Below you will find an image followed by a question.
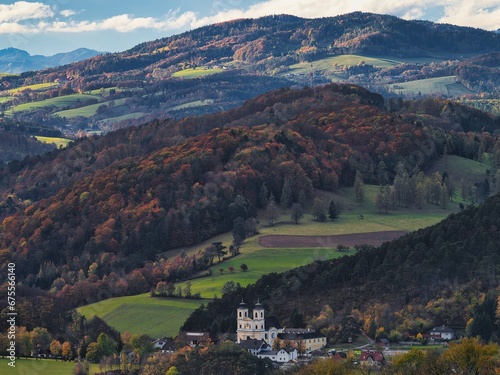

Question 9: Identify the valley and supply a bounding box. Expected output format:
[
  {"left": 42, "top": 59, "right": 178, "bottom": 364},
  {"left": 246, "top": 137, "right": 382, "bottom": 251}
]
[{"left": 1, "top": 11, "right": 500, "bottom": 375}]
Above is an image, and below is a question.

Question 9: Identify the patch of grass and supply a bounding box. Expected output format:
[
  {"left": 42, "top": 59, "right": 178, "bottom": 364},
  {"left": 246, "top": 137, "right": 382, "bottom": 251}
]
[
  {"left": 0, "top": 357, "right": 78, "bottom": 375},
  {"left": 0, "top": 96, "right": 13, "bottom": 103},
  {"left": 53, "top": 98, "right": 127, "bottom": 118},
  {"left": 287, "top": 55, "right": 441, "bottom": 75},
  {"left": 7, "top": 82, "right": 60, "bottom": 94},
  {"left": 178, "top": 247, "right": 355, "bottom": 298},
  {"left": 35, "top": 136, "right": 72, "bottom": 148},
  {"left": 168, "top": 99, "right": 215, "bottom": 111},
  {"left": 388, "top": 76, "right": 472, "bottom": 96},
  {"left": 172, "top": 68, "right": 224, "bottom": 79},
  {"left": 6, "top": 94, "right": 100, "bottom": 115},
  {"left": 77, "top": 295, "right": 205, "bottom": 338},
  {"left": 98, "top": 112, "right": 145, "bottom": 126}
]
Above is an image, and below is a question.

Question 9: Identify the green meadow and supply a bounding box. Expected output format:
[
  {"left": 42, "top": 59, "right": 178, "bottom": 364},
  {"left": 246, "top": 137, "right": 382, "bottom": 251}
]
[
  {"left": 6, "top": 82, "right": 59, "bottom": 94},
  {"left": 287, "top": 54, "right": 441, "bottom": 75},
  {"left": 35, "top": 136, "right": 73, "bottom": 148},
  {"left": 0, "top": 358, "right": 112, "bottom": 375},
  {"left": 77, "top": 296, "right": 205, "bottom": 338},
  {"left": 168, "top": 99, "right": 215, "bottom": 111},
  {"left": 53, "top": 98, "right": 127, "bottom": 118},
  {"left": 388, "top": 76, "right": 472, "bottom": 96},
  {"left": 0, "top": 96, "right": 12, "bottom": 103},
  {"left": 172, "top": 67, "right": 224, "bottom": 78},
  {"left": 6, "top": 94, "right": 100, "bottom": 115}
]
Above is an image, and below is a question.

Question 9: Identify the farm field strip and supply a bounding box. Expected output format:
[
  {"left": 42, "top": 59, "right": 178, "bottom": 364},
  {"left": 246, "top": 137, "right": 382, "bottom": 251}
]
[
  {"left": 6, "top": 82, "right": 59, "bottom": 94},
  {"left": 35, "top": 136, "right": 73, "bottom": 148},
  {"left": 77, "top": 295, "right": 205, "bottom": 337},
  {"left": 171, "top": 67, "right": 224, "bottom": 78},
  {"left": 388, "top": 76, "right": 473, "bottom": 96},
  {"left": 53, "top": 98, "right": 128, "bottom": 118},
  {"left": 5, "top": 94, "right": 100, "bottom": 114}
]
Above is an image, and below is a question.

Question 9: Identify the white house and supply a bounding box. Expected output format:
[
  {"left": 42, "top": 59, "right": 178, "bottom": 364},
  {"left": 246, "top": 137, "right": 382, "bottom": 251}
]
[
  {"left": 429, "top": 326, "right": 455, "bottom": 341},
  {"left": 257, "top": 348, "right": 298, "bottom": 363}
]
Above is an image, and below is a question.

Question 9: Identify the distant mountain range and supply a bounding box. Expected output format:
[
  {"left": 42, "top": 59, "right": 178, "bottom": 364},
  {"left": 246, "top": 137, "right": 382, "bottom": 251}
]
[{"left": 0, "top": 47, "right": 102, "bottom": 73}]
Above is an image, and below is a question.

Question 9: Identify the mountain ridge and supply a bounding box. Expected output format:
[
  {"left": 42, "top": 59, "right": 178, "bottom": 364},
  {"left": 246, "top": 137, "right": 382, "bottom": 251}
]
[{"left": 0, "top": 47, "right": 102, "bottom": 73}]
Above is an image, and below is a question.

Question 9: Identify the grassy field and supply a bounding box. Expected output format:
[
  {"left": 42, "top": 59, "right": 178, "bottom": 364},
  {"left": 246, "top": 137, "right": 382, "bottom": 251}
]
[
  {"left": 6, "top": 94, "right": 100, "bottom": 114},
  {"left": 77, "top": 295, "right": 205, "bottom": 338},
  {"left": 53, "top": 98, "right": 127, "bottom": 118},
  {"left": 98, "top": 112, "right": 145, "bottom": 127},
  {"left": 35, "top": 136, "right": 73, "bottom": 148},
  {"left": 168, "top": 99, "right": 215, "bottom": 111},
  {"left": 0, "top": 96, "right": 13, "bottom": 103},
  {"left": 388, "top": 76, "right": 472, "bottom": 96},
  {"left": 0, "top": 358, "right": 113, "bottom": 375},
  {"left": 0, "top": 357, "right": 78, "bottom": 375},
  {"left": 172, "top": 67, "right": 224, "bottom": 78},
  {"left": 287, "top": 54, "right": 441, "bottom": 75},
  {"left": 6, "top": 82, "right": 59, "bottom": 94}
]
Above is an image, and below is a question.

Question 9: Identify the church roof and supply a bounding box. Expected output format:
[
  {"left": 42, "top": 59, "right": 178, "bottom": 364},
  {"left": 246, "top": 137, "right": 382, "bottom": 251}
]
[
  {"left": 254, "top": 301, "right": 264, "bottom": 310},
  {"left": 238, "top": 299, "right": 247, "bottom": 308},
  {"left": 239, "top": 339, "right": 268, "bottom": 350}
]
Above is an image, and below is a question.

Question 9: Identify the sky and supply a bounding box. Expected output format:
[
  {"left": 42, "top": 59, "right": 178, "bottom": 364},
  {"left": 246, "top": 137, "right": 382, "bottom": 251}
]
[{"left": 0, "top": 0, "right": 499, "bottom": 56}]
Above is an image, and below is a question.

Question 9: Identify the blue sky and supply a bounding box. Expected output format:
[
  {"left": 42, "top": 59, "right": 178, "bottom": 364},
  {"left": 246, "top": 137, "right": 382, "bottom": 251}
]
[{"left": 0, "top": 0, "right": 499, "bottom": 55}]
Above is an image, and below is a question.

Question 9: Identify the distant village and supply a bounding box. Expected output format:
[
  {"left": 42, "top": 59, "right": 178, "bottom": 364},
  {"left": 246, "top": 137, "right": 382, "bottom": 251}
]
[{"left": 147, "top": 301, "right": 456, "bottom": 371}]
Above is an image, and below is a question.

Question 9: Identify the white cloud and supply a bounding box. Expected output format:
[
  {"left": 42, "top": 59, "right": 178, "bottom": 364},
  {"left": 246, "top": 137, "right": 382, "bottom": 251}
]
[
  {"left": 438, "top": 0, "right": 500, "bottom": 30},
  {"left": 60, "top": 9, "right": 79, "bottom": 18},
  {"left": 0, "top": 0, "right": 499, "bottom": 37},
  {"left": 0, "top": 1, "right": 53, "bottom": 23}
]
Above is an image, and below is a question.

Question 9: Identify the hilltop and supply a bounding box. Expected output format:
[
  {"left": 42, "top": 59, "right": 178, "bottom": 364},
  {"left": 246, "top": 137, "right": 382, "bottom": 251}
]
[{"left": 1, "top": 12, "right": 500, "bottom": 136}]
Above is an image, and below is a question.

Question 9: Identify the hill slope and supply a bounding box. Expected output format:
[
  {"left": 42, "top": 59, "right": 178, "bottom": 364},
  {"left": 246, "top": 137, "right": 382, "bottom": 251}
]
[{"left": 181, "top": 192, "right": 500, "bottom": 339}]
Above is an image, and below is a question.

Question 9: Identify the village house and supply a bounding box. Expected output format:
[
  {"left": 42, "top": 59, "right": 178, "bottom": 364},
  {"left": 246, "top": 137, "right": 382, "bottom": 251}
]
[
  {"left": 239, "top": 339, "right": 271, "bottom": 355},
  {"left": 360, "top": 350, "right": 385, "bottom": 368},
  {"left": 257, "top": 347, "right": 298, "bottom": 363},
  {"left": 176, "top": 331, "right": 212, "bottom": 347},
  {"left": 429, "top": 326, "right": 455, "bottom": 341}
]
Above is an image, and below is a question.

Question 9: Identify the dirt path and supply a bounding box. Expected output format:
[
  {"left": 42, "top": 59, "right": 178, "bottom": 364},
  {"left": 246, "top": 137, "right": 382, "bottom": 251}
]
[{"left": 258, "top": 230, "right": 407, "bottom": 248}]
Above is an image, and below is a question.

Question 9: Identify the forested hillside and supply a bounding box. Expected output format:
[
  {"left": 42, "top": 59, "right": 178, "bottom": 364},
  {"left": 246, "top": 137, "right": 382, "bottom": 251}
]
[{"left": 0, "top": 83, "right": 498, "bottom": 310}]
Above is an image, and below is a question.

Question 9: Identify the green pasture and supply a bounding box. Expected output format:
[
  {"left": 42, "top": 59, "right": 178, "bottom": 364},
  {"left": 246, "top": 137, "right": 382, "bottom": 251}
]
[
  {"left": 171, "top": 67, "right": 224, "bottom": 78},
  {"left": 0, "top": 96, "right": 12, "bottom": 104},
  {"left": 0, "top": 358, "right": 78, "bottom": 375},
  {"left": 53, "top": 98, "right": 127, "bottom": 118},
  {"left": 388, "top": 76, "right": 472, "bottom": 96},
  {"left": 77, "top": 295, "right": 205, "bottom": 338},
  {"left": 0, "top": 358, "right": 113, "bottom": 375},
  {"left": 178, "top": 247, "right": 356, "bottom": 299},
  {"left": 98, "top": 112, "right": 145, "bottom": 126},
  {"left": 6, "top": 82, "right": 60, "bottom": 94},
  {"left": 35, "top": 136, "right": 73, "bottom": 148},
  {"left": 6, "top": 94, "right": 99, "bottom": 114},
  {"left": 168, "top": 99, "right": 215, "bottom": 111},
  {"left": 287, "top": 54, "right": 441, "bottom": 75}
]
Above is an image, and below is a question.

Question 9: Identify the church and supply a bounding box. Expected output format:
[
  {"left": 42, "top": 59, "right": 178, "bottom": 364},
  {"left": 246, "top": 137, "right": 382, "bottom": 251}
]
[
  {"left": 236, "top": 300, "right": 328, "bottom": 353},
  {"left": 236, "top": 300, "right": 283, "bottom": 347}
]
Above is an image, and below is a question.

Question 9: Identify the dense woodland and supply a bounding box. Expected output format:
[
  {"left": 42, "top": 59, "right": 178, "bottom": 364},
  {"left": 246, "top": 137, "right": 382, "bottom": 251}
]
[{"left": 1, "top": 83, "right": 500, "bottom": 306}]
